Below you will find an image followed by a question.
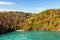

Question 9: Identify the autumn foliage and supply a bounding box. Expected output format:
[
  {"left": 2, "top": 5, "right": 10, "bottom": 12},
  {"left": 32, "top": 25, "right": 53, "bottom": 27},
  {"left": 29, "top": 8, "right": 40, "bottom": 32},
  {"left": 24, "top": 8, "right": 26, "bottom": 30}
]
[{"left": 0, "top": 9, "right": 60, "bottom": 33}]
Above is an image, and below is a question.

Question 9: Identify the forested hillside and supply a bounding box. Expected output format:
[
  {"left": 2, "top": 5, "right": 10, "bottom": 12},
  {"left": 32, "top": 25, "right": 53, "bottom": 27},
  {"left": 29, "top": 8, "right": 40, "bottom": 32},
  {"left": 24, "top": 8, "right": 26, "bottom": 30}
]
[
  {"left": 0, "top": 11, "right": 32, "bottom": 33},
  {"left": 0, "top": 9, "right": 60, "bottom": 34}
]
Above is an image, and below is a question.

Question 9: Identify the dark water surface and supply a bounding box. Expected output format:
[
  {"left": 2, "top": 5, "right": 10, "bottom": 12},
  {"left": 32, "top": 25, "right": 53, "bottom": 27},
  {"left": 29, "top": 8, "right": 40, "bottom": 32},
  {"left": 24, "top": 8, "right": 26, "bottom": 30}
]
[{"left": 0, "top": 31, "right": 60, "bottom": 40}]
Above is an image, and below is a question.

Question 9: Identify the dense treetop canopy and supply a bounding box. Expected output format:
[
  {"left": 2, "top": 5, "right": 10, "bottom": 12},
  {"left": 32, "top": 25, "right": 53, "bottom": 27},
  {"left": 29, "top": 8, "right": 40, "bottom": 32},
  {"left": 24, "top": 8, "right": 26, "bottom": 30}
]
[{"left": 0, "top": 9, "right": 60, "bottom": 34}]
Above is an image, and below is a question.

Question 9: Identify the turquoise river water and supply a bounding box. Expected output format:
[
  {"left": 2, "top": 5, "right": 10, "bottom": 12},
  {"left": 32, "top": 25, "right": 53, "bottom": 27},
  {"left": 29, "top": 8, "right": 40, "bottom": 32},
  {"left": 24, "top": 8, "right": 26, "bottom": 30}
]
[{"left": 0, "top": 31, "right": 60, "bottom": 40}]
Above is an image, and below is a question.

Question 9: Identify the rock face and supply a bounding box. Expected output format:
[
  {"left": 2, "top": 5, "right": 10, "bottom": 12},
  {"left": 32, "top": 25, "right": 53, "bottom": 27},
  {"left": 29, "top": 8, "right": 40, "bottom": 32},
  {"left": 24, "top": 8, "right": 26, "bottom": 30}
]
[{"left": 0, "top": 9, "right": 60, "bottom": 34}]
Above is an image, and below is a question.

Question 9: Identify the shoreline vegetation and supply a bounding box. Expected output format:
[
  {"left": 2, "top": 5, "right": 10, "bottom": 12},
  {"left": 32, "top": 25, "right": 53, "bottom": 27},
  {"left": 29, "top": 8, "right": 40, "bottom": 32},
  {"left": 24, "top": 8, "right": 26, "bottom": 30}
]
[{"left": 0, "top": 9, "right": 60, "bottom": 34}]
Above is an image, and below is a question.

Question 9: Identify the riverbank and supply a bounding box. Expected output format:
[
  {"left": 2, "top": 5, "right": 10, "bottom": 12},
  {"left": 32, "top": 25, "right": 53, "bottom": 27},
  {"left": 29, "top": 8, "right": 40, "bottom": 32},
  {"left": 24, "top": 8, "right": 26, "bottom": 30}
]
[{"left": 16, "top": 30, "right": 25, "bottom": 32}]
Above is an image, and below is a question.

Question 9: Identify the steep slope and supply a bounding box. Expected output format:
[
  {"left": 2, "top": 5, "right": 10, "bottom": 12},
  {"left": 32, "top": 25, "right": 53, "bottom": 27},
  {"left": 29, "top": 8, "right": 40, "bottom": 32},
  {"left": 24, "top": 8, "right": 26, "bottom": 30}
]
[
  {"left": 27, "top": 9, "right": 60, "bottom": 31},
  {"left": 0, "top": 9, "right": 60, "bottom": 34},
  {"left": 0, "top": 11, "right": 31, "bottom": 34}
]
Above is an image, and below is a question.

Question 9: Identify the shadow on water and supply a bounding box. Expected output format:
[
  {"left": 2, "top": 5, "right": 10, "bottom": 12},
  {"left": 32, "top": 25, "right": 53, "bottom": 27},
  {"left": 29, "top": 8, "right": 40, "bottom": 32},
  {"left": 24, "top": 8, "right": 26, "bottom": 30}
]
[{"left": 0, "top": 30, "right": 15, "bottom": 35}]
